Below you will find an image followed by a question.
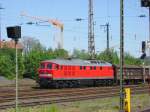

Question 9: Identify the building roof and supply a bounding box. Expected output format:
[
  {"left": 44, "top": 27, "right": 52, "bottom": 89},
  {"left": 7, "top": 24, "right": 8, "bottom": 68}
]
[
  {"left": 41, "top": 59, "right": 112, "bottom": 66},
  {"left": 0, "top": 40, "right": 23, "bottom": 49}
]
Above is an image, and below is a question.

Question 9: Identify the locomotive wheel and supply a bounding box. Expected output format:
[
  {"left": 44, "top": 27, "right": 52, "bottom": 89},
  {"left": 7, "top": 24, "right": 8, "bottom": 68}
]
[
  {"left": 96, "top": 80, "right": 102, "bottom": 86},
  {"left": 74, "top": 80, "right": 80, "bottom": 88},
  {"left": 105, "top": 80, "right": 109, "bottom": 86},
  {"left": 54, "top": 82, "right": 60, "bottom": 89},
  {"left": 94, "top": 80, "right": 100, "bottom": 86},
  {"left": 58, "top": 81, "right": 63, "bottom": 88},
  {"left": 63, "top": 81, "right": 68, "bottom": 88},
  {"left": 101, "top": 80, "right": 105, "bottom": 86},
  {"left": 72, "top": 81, "right": 77, "bottom": 87},
  {"left": 108, "top": 80, "right": 113, "bottom": 86},
  {"left": 39, "top": 82, "right": 48, "bottom": 88},
  {"left": 68, "top": 81, "right": 73, "bottom": 88},
  {"left": 39, "top": 79, "right": 48, "bottom": 88}
]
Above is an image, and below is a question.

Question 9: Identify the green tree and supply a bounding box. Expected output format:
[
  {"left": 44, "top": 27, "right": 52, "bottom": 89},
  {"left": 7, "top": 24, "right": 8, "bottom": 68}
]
[
  {"left": 97, "top": 49, "right": 119, "bottom": 64},
  {"left": 124, "top": 52, "right": 142, "bottom": 65},
  {"left": 0, "top": 55, "right": 14, "bottom": 79},
  {"left": 72, "top": 49, "right": 90, "bottom": 59},
  {"left": 24, "top": 50, "right": 41, "bottom": 79},
  {"left": 0, "top": 47, "right": 24, "bottom": 79},
  {"left": 53, "top": 49, "right": 68, "bottom": 58}
]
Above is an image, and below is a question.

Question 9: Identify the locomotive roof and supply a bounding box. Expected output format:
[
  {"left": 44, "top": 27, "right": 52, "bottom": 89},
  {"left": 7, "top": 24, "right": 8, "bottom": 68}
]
[{"left": 41, "top": 59, "right": 112, "bottom": 66}]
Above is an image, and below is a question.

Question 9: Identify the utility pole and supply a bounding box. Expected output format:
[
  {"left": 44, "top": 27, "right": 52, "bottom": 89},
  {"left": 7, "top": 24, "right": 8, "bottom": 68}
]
[
  {"left": 100, "top": 23, "right": 110, "bottom": 51},
  {"left": 148, "top": 6, "right": 150, "bottom": 56},
  {"left": 106, "top": 23, "right": 109, "bottom": 51},
  {"left": 88, "top": 0, "right": 95, "bottom": 59},
  {"left": 120, "top": 0, "right": 124, "bottom": 111},
  {"left": 0, "top": 4, "right": 4, "bottom": 48}
]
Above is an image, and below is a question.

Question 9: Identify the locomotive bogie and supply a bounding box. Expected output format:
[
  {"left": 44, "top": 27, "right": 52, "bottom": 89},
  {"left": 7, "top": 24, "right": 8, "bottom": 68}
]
[{"left": 39, "top": 79, "right": 115, "bottom": 88}]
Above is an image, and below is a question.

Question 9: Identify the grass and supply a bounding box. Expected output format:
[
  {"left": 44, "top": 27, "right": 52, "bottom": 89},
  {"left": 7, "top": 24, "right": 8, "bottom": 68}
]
[{"left": 1, "top": 94, "right": 150, "bottom": 112}]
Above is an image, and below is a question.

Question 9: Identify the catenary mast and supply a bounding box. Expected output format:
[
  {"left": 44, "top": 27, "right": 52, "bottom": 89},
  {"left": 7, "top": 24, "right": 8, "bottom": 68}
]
[{"left": 88, "top": 0, "right": 95, "bottom": 59}]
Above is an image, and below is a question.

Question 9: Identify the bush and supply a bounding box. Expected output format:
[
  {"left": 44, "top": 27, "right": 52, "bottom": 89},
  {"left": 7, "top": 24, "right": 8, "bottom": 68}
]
[{"left": 0, "top": 48, "right": 24, "bottom": 79}]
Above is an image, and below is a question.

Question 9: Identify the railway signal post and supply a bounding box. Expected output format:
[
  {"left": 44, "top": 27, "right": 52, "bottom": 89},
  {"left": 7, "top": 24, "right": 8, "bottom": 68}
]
[
  {"left": 141, "top": 0, "right": 150, "bottom": 56},
  {"left": 6, "top": 26, "right": 21, "bottom": 112}
]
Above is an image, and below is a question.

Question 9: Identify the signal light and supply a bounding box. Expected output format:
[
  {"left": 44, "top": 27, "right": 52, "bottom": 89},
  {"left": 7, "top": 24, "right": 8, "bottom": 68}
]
[
  {"left": 140, "top": 53, "right": 146, "bottom": 59},
  {"left": 142, "top": 41, "right": 146, "bottom": 53},
  {"left": 141, "top": 0, "right": 150, "bottom": 7},
  {"left": 7, "top": 26, "right": 21, "bottom": 40}
]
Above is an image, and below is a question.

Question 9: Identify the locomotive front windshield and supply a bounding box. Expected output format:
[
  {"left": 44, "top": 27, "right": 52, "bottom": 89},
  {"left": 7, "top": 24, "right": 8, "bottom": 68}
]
[
  {"left": 47, "top": 63, "right": 52, "bottom": 69},
  {"left": 40, "top": 63, "right": 45, "bottom": 68},
  {"left": 40, "top": 63, "right": 53, "bottom": 69}
]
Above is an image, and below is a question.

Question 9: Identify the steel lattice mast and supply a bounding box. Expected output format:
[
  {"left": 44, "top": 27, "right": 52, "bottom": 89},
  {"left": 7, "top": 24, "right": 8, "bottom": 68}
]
[{"left": 88, "top": 0, "right": 95, "bottom": 59}]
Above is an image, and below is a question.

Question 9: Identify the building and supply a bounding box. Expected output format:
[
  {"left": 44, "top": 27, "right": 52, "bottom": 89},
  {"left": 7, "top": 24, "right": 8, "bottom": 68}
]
[{"left": 0, "top": 40, "right": 23, "bottom": 50}]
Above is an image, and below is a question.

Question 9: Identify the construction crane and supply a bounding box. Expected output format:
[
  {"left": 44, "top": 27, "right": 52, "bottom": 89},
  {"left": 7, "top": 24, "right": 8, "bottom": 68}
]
[{"left": 20, "top": 12, "right": 64, "bottom": 49}]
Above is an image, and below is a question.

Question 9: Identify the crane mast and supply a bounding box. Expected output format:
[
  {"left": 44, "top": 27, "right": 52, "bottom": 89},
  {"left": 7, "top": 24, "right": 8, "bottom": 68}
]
[{"left": 21, "top": 12, "right": 64, "bottom": 49}]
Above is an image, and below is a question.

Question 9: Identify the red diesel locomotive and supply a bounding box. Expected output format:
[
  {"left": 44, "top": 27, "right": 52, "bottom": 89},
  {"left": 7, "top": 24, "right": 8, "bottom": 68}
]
[{"left": 38, "top": 59, "right": 115, "bottom": 88}]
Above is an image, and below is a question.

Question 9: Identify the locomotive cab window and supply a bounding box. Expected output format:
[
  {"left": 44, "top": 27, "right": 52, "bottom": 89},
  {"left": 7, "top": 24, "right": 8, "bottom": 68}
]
[
  {"left": 47, "top": 63, "right": 52, "bottom": 69},
  {"left": 83, "top": 66, "right": 86, "bottom": 70},
  {"left": 99, "top": 67, "right": 102, "bottom": 70},
  {"left": 80, "top": 66, "right": 82, "bottom": 70},
  {"left": 90, "top": 66, "right": 92, "bottom": 70},
  {"left": 40, "top": 63, "right": 45, "bottom": 69},
  {"left": 55, "top": 65, "right": 59, "bottom": 70}
]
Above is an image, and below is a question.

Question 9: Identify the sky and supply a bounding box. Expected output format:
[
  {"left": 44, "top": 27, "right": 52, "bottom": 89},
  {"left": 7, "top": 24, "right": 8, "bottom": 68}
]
[{"left": 0, "top": 0, "right": 149, "bottom": 57}]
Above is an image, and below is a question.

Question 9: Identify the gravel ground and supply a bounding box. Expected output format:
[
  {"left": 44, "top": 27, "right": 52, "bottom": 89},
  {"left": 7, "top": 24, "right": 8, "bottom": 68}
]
[
  {"left": 0, "top": 76, "right": 14, "bottom": 86},
  {"left": 0, "top": 76, "right": 36, "bottom": 86}
]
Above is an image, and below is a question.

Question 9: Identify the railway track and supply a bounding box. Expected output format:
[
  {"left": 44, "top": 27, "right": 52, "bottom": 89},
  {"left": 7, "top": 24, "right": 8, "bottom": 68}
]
[{"left": 0, "top": 84, "right": 149, "bottom": 110}]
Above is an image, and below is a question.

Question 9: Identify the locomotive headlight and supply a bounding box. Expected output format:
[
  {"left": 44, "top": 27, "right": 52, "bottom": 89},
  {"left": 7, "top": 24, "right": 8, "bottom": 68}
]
[{"left": 47, "top": 74, "right": 52, "bottom": 77}]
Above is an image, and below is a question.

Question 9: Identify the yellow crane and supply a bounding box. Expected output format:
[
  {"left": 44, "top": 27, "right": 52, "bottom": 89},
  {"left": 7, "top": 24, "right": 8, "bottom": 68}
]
[{"left": 21, "top": 12, "right": 64, "bottom": 49}]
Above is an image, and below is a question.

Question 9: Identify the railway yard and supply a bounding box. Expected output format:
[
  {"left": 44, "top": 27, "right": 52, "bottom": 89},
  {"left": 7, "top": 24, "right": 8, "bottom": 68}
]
[
  {"left": 1, "top": 0, "right": 150, "bottom": 112},
  {"left": 0, "top": 80, "right": 149, "bottom": 112}
]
